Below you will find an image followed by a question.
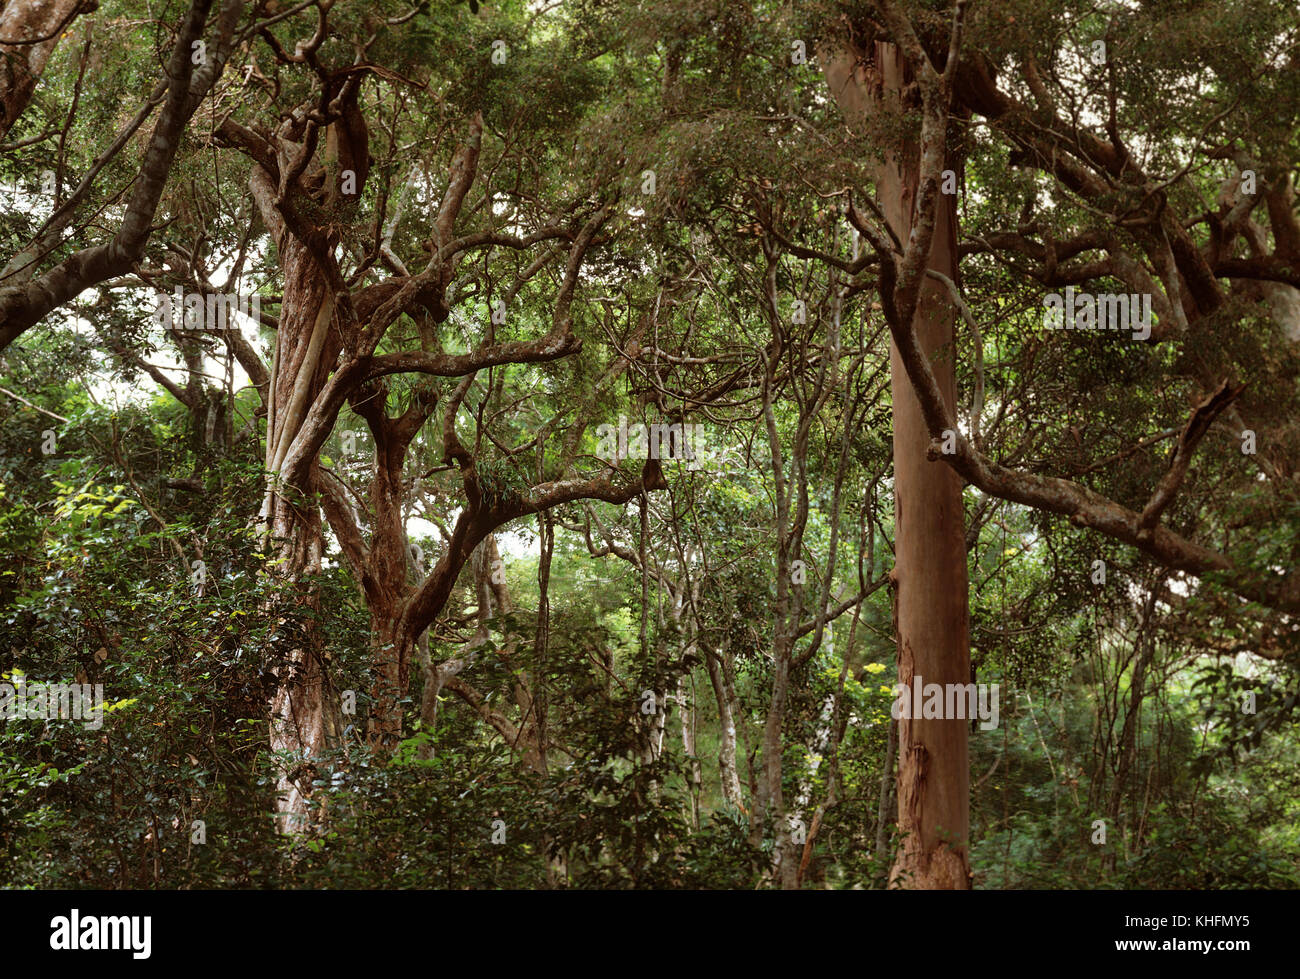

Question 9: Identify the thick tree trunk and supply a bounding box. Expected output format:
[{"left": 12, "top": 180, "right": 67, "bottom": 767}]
[
  {"left": 362, "top": 405, "right": 417, "bottom": 751},
  {"left": 261, "top": 233, "right": 344, "bottom": 832},
  {"left": 824, "top": 40, "right": 972, "bottom": 888},
  {"left": 873, "top": 44, "right": 971, "bottom": 890},
  {"left": 266, "top": 511, "right": 335, "bottom": 834},
  {"left": 0, "top": 0, "right": 94, "bottom": 139},
  {"left": 367, "top": 610, "right": 410, "bottom": 750}
]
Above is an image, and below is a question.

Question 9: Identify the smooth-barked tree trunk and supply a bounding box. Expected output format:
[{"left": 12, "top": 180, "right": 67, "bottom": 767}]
[{"left": 825, "top": 40, "right": 972, "bottom": 889}]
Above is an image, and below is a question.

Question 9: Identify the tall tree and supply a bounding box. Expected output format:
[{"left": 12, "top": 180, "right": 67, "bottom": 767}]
[{"left": 823, "top": 4, "right": 973, "bottom": 888}]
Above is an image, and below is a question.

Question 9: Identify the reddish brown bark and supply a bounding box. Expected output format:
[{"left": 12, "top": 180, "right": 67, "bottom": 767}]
[
  {"left": 825, "top": 39, "right": 972, "bottom": 889},
  {"left": 878, "top": 46, "right": 970, "bottom": 890},
  {"left": 222, "top": 93, "right": 670, "bottom": 824},
  {"left": 262, "top": 234, "right": 344, "bottom": 831}
]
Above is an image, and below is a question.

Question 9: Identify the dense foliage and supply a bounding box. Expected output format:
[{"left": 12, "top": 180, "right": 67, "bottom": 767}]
[{"left": 1, "top": 0, "right": 1297, "bottom": 888}]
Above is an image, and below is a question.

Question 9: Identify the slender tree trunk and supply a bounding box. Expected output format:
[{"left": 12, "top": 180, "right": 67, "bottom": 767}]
[
  {"left": 678, "top": 671, "right": 701, "bottom": 829},
  {"left": 875, "top": 716, "right": 898, "bottom": 873},
  {"left": 705, "top": 642, "right": 744, "bottom": 812},
  {"left": 1107, "top": 588, "right": 1159, "bottom": 867}
]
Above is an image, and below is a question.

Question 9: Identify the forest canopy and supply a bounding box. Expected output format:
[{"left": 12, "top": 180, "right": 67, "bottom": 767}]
[{"left": 0, "top": 0, "right": 1298, "bottom": 890}]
